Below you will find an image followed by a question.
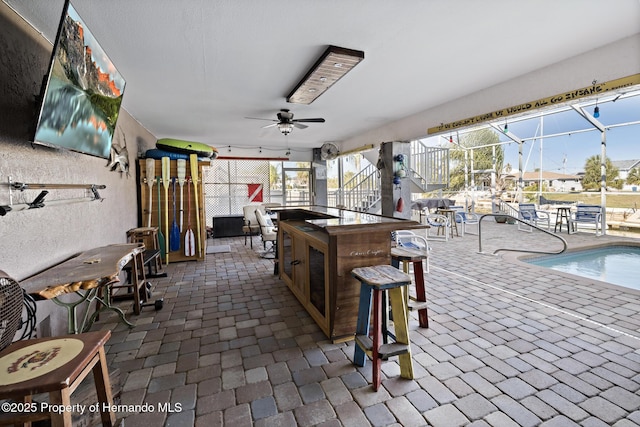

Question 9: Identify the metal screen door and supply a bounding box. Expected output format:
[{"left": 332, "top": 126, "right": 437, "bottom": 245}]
[{"left": 283, "top": 168, "right": 311, "bottom": 206}]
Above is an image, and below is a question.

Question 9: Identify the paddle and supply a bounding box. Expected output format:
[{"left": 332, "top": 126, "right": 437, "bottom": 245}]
[
  {"left": 177, "top": 159, "right": 186, "bottom": 232},
  {"left": 145, "top": 158, "right": 155, "bottom": 227},
  {"left": 156, "top": 176, "right": 166, "bottom": 260},
  {"left": 161, "top": 157, "right": 170, "bottom": 263},
  {"left": 170, "top": 177, "right": 180, "bottom": 251},
  {"left": 184, "top": 176, "right": 195, "bottom": 256},
  {"left": 190, "top": 154, "right": 202, "bottom": 258}
]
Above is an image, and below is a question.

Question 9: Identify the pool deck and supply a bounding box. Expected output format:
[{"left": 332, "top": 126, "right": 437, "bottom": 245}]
[{"left": 92, "top": 219, "right": 640, "bottom": 426}]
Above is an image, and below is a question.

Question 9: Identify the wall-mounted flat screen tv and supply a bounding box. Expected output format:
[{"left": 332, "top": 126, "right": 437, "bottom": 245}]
[{"left": 32, "top": 0, "right": 125, "bottom": 159}]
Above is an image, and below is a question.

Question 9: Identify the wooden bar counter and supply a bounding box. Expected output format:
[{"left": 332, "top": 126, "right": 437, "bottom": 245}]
[{"left": 277, "top": 206, "right": 424, "bottom": 342}]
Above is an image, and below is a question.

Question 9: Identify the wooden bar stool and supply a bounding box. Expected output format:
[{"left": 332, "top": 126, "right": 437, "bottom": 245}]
[
  {"left": 111, "top": 247, "right": 146, "bottom": 315},
  {"left": 352, "top": 265, "right": 414, "bottom": 391},
  {"left": 0, "top": 330, "right": 115, "bottom": 426},
  {"left": 126, "top": 227, "right": 165, "bottom": 278},
  {"left": 391, "top": 247, "right": 429, "bottom": 328}
]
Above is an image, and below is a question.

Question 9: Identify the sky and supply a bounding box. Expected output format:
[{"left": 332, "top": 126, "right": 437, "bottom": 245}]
[{"left": 424, "top": 90, "right": 640, "bottom": 175}]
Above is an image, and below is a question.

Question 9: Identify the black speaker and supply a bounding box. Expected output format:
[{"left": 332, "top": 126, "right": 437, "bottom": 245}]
[{"left": 212, "top": 216, "right": 245, "bottom": 237}]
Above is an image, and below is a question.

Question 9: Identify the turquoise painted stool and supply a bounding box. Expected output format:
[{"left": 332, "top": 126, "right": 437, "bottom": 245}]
[{"left": 352, "top": 265, "right": 414, "bottom": 391}]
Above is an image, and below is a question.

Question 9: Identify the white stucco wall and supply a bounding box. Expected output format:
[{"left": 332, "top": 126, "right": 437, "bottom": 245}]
[{"left": 0, "top": 3, "right": 155, "bottom": 335}]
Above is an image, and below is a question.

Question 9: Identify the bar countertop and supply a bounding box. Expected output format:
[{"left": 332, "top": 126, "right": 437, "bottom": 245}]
[{"left": 277, "top": 205, "right": 426, "bottom": 234}]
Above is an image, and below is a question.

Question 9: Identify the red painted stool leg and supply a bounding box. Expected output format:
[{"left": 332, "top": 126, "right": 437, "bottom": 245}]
[{"left": 413, "top": 260, "right": 429, "bottom": 328}]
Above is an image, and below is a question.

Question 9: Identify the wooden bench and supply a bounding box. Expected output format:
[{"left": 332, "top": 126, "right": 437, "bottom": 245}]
[
  {"left": 568, "top": 204, "right": 602, "bottom": 236},
  {"left": 21, "top": 244, "right": 143, "bottom": 334}
]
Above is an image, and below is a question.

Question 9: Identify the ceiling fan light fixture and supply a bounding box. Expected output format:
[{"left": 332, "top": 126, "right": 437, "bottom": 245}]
[
  {"left": 277, "top": 122, "right": 294, "bottom": 135},
  {"left": 287, "top": 45, "right": 364, "bottom": 105}
]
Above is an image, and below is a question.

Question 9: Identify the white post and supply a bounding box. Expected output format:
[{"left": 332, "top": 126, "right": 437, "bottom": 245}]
[
  {"left": 539, "top": 115, "right": 544, "bottom": 203},
  {"left": 518, "top": 142, "right": 523, "bottom": 204},
  {"left": 491, "top": 145, "right": 497, "bottom": 212},
  {"left": 601, "top": 129, "right": 607, "bottom": 235}
]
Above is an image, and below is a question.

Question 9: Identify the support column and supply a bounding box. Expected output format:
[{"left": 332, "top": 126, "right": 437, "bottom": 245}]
[
  {"left": 312, "top": 148, "right": 328, "bottom": 207},
  {"left": 380, "top": 141, "right": 411, "bottom": 219}
]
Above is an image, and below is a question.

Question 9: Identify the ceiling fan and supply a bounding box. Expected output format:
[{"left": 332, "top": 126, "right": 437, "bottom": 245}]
[{"left": 246, "top": 109, "right": 325, "bottom": 135}]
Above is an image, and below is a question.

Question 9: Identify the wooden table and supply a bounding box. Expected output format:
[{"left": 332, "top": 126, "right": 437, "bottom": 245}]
[
  {"left": 0, "top": 331, "right": 115, "bottom": 426},
  {"left": 21, "top": 244, "right": 143, "bottom": 334},
  {"left": 554, "top": 206, "right": 572, "bottom": 234}
]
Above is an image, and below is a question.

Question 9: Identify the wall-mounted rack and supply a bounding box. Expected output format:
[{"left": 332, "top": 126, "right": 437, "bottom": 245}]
[{"left": 1, "top": 177, "right": 106, "bottom": 216}]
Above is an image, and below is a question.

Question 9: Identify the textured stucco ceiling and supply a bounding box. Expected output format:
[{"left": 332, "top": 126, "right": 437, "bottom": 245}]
[{"left": 5, "top": 0, "right": 640, "bottom": 153}]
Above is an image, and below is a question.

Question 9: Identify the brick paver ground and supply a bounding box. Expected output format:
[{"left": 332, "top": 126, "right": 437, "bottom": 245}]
[{"left": 92, "top": 219, "right": 640, "bottom": 426}]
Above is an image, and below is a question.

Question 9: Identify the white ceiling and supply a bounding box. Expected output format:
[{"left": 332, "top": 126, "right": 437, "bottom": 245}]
[{"left": 6, "top": 0, "right": 640, "bottom": 155}]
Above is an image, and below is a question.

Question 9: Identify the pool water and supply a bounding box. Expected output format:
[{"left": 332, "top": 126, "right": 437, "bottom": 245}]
[{"left": 525, "top": 246, "right": 640, "bottom": 291}]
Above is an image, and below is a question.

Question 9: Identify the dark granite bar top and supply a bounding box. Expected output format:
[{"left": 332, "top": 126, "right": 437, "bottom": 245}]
[{"left": 276, "top": 205, "right": 426, "bottom": 235}]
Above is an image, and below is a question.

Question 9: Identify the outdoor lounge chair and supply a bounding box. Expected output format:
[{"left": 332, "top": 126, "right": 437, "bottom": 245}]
[
  {"left": 449, "top": 205, "right": 480, "bottom": 236},
  {"left": 517, "top": 203, "right": 550, "bottom": 232}
]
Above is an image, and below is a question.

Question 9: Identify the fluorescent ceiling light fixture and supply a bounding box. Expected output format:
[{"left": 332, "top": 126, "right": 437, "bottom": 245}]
[{"left": 287, "top": 45, "right": 364, "bottom": 105}]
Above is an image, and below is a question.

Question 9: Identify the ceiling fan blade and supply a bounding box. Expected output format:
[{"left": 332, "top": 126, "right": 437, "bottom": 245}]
[
  {"left": 261, "top": 123, "right": 279, "bottom": 129},
  {"left": 293, "top": 118, "right": 325, "bottom": 123},
  {"left": 293, "top": 123, "right": 308, "bottom": 129},
  {"left": 245, "top": 117, "right": 278, "bottom": 122}
]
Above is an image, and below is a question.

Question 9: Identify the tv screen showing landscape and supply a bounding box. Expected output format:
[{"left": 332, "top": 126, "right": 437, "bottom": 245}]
[{"left": 33, "top": 0, "right": 125, "bottom": 159}]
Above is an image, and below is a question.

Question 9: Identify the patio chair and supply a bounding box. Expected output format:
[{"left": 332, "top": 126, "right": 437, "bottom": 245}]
[
  {"left": 394, "top": 230, "right": 431, "bottom": 273},
  {"left": 449, "top": 206, "right": 480, "bottom": 236},
  {"left": 517, "top": 203, "right": 550, "bottom": 232},
  {"left": 424, "top": 213, "right": 450, "bottom": 241},
  {"left": 255, "top": 209, "right": 277, "bottom": 255},
  {"left": 242, "top": 204, "right": 265, "bottom": 248}
]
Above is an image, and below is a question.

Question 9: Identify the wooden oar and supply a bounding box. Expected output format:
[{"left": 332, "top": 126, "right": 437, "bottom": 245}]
[
  {"left": 177, "top": 159, "right": 186, "bottom": 232},
  {"left": 156, "top": 177, "right": 166, "bottom": 259},
  {"left": 161, "top": 157, "right": 170, "bottom": 263},
  {"left": 190, "top": 154, "right": 202, "bottom": 258},
  {"left": 170, "top": 177, "right": 180, "bottom": 251},
  {"left": 184, "top": 177, "right": 195, "bottom": 256},
  {"left": 145, "top": 159, "right": 155, "bottom": 227}
]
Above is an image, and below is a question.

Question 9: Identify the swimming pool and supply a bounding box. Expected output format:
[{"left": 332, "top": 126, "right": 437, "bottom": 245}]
[{"left": 525, "top": 245, "right": 640, "bottom": 291}]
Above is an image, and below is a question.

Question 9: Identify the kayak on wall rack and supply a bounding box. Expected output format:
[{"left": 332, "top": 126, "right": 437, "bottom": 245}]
[{"left": 156, "top": 138, "right": 218, "bottom": 159}]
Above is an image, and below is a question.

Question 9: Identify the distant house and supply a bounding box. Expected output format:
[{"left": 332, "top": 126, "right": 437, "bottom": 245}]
[
  {"left": 611, "top": 159, "right": 640, "bottom": 190},
  {"left": 521, "top": 171, "right": 582, "bottom": 192}
]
